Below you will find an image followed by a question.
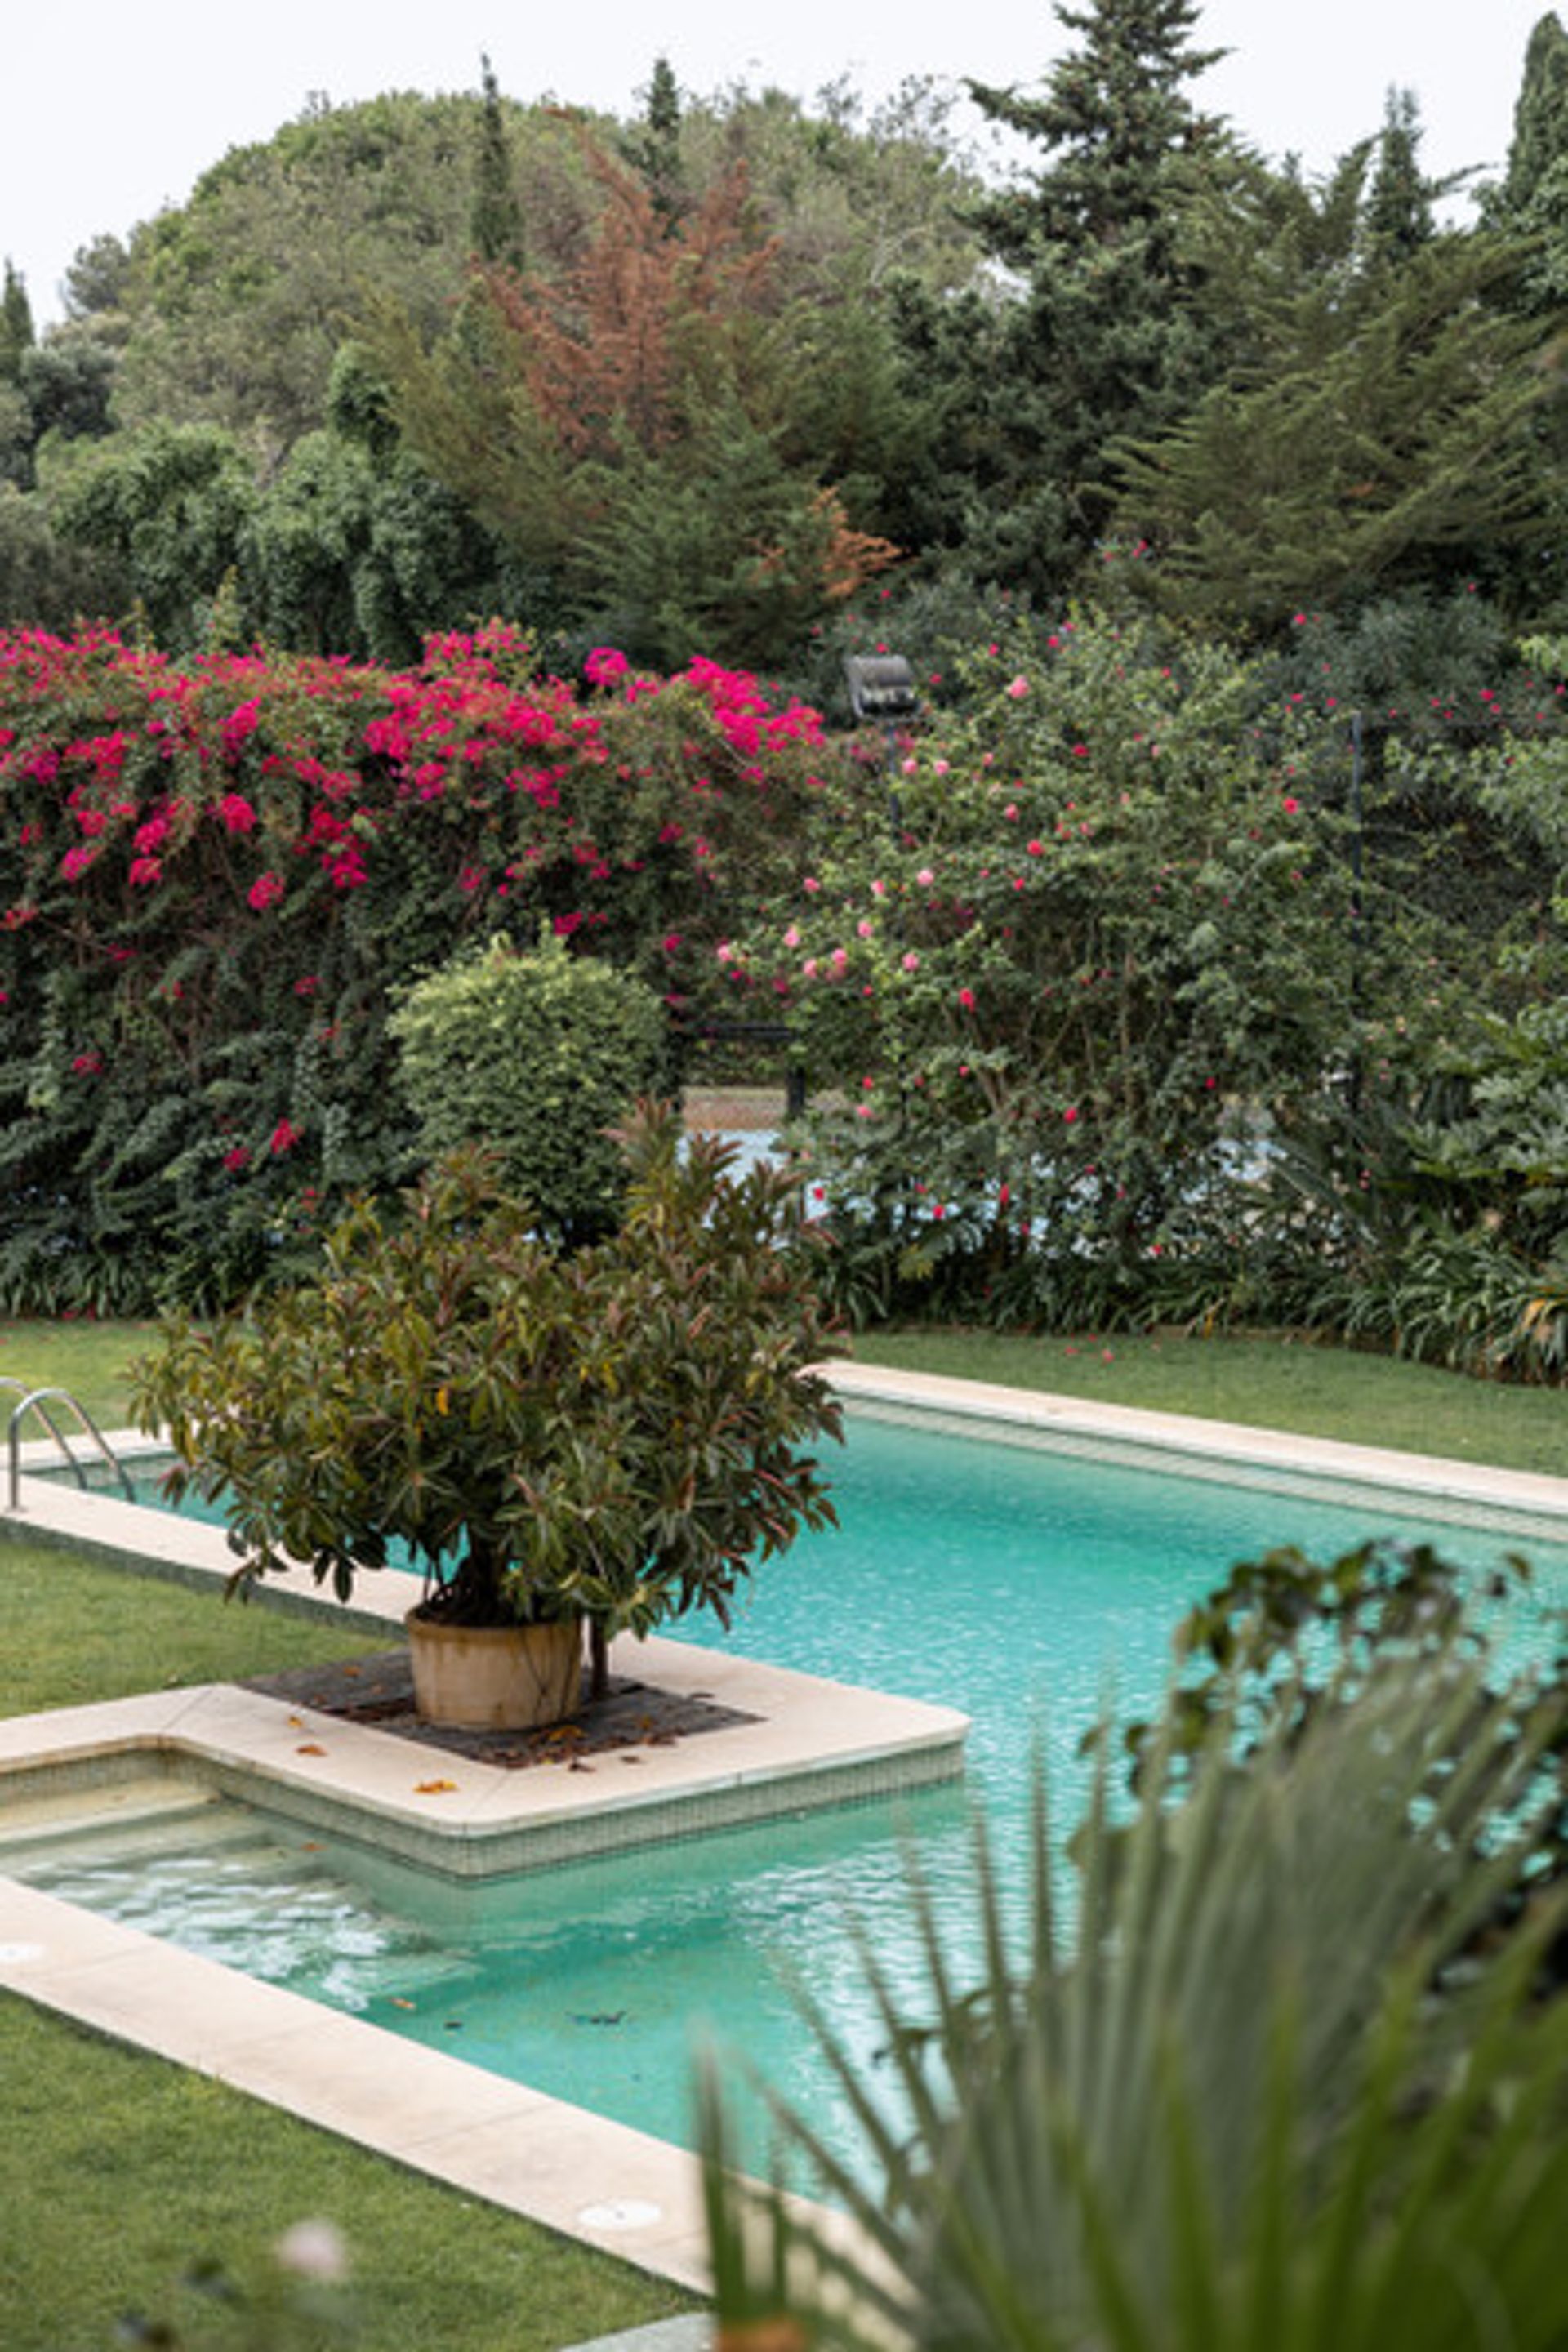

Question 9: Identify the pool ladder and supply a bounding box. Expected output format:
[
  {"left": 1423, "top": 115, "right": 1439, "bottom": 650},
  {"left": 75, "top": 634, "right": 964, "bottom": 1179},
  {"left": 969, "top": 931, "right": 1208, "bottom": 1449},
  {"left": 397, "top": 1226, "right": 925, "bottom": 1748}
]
[{"left": 3, "top": 1379, "right": 136, "bottom": 1512}]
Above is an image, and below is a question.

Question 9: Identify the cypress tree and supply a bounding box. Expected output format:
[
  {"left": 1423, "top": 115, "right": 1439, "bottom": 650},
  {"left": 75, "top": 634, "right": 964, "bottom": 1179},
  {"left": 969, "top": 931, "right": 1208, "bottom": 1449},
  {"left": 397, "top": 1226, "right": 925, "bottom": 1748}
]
[
  {"left": 1502, "top": 11, "right": 1568, "bottom": 218},
  {"left": 470, "top": 54, "right": 525, "bottom": 272},
  {"left": 626, "top": 56, "right": 685, "bottom": 232},
  {"left": 0, "top": 260, "right": 34, "bottom": 385}
]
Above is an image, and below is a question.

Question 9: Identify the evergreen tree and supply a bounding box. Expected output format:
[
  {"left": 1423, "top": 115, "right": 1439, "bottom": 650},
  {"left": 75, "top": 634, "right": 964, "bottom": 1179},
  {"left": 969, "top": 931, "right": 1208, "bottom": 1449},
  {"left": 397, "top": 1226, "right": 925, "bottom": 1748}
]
[
  {"left": 902, "top": 0, "right": 1232, "bottom": 600},
  {"left": 1502, "top": 11, "right": 1568, "bottom": 220},
  {"left": 1361, "top": 87, "right": 1438, "bottom": 264},
  {"left": 470, "top": 53, "right": 525, "bottom": 271},
  {"left": 624, "top": 56, "right": 685, "bottom": 232},
  {"left": 1111, "top": 229, "right": 1555, "bottom": 631},
  {"left": 0, "top": 260, "right": 33, "bottom": 383},
  {"left": 1488, "top": 12, "right": 1568, "bottom": 309}
]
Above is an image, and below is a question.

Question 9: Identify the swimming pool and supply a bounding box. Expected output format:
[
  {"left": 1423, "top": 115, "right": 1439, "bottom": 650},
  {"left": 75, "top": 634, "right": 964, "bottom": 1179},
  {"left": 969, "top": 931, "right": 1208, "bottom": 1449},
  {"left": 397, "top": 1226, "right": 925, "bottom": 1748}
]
[{"left": 13, "top": 1391, "right": 1568, "bottom": 2184}]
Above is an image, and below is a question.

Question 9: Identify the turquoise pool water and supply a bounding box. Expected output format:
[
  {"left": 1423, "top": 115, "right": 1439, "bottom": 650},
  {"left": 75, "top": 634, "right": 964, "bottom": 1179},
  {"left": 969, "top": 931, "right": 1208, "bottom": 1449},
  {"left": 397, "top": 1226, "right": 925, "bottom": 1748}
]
[{"left": 16, "top": 1412, "right": 1568, "bottom": 2173}]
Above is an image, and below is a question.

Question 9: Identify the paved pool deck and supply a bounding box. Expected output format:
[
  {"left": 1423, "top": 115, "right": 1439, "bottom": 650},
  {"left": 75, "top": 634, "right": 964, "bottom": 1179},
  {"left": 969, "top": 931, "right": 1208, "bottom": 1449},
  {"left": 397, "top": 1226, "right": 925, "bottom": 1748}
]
[{"left": 4, "top": 1363, "right": 1568, "bottom": 2296}]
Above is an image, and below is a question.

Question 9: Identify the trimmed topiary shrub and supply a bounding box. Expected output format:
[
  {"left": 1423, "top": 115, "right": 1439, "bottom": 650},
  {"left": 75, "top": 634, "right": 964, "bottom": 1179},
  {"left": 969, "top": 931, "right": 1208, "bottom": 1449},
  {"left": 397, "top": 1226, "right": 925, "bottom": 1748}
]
[{"left": 390, "top": 927, "right": 669, "bottom": 1245}]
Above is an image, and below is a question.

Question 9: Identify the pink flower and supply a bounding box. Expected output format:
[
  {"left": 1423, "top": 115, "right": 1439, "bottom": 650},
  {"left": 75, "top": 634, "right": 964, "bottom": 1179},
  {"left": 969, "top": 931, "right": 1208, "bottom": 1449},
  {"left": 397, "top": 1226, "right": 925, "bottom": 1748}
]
[
  {"left": 247, "top": 871, "right": 284, "bottom": 912},
  {"left": 803, "top": 875, "right": 822, "bottom": 894},
  {"left": 293, "top": 975, "right": 320, "bottom": 997},
  {"left": 902, "top": 951, "right": 920, "bottom": 973},
  {"left": 270, "top": 1118, "right": 301, "bottom": 1156},
  {"left": 584, "top": 646, "right": 630, "bottom": 687},
  {"left": 782, "top": 924, "right": 801, "bottom": 948},
  {"left": 857, "top": 919, "right": 874, "bottom": 939},
  {"left": 1282, "top": 795, "right": 1300, "bottom": 813},
  {"left": 1005, "top": 675, "right": 1029, "bottom": 700},
  {"left": 1063, "top": 1105, "right": 1079, "bottom": 1124},
  {"left": 662, "top": 933, "right": 683, "bottom": 954},
  {"left": 60, "top": 844, "right": 98, "bottom": 883},
  {"left": 1027, "top": 839, "right": 1044, "bottom": 857},
  {"left": 801, "top": 958, "right": 818, "bottom": 978},
  {"left": 71, "top": 1051, "right": 103, "bottom": 1076},
  {"left": 223, "top": 1144, "right": 252, "bottom": 1172},
  {"left": 916, "top": 867, "right": 934, "bottom": 887},
  {"left": 958, "top": 987, "right": 976, "bottom": 1010},
  {"left": 221, "top": 701, "right": 261, "bottom": 755},
  {"left": 217, "top": 793, "right": 257, "bottom": 835},
  {"left": 128, "top": 856, "right": 163, "bottom": 888}
]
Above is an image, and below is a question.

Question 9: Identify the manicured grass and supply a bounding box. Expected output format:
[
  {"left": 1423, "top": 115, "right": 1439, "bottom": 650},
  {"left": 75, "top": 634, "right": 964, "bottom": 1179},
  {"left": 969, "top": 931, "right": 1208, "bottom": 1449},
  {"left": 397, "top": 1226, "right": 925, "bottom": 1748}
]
[
  {"left": 852, "top": 1326, "right": 1568, "bottom": 1478},
  {"left": 0, "top": 1314, "right": 162, "bottom": 1428},
  {"left": 10, "top": 1314, "right": 1568, "bottom": 1480},
  {"left": 0, "top": 1537, "right": 379, "bottom": 1712},
  {"left": 0, "top": 2000, "right": 691, "bottom": 2352}
]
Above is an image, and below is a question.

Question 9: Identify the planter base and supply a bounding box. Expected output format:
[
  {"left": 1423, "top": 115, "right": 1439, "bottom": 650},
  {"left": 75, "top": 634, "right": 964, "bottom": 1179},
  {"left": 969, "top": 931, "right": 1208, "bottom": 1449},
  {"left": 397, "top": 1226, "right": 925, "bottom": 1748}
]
[{"left": 405, "top": 1610, "right": 584, "bottom": 1731}]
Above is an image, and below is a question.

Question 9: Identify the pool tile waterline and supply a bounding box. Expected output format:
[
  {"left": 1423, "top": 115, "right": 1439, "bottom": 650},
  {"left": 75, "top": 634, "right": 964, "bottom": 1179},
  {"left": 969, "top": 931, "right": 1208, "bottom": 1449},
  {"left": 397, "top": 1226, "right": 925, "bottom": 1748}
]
[{"left": 7, "top": 1370, "right": 1568, "bottom": 2291}]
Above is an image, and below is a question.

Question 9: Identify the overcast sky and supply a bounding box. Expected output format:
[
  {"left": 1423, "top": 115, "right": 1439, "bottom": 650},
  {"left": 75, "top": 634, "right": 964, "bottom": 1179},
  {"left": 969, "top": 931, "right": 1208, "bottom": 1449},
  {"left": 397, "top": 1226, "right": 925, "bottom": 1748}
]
[{"left": 6, "top": 1, "right": 1553, "bottom": 323}]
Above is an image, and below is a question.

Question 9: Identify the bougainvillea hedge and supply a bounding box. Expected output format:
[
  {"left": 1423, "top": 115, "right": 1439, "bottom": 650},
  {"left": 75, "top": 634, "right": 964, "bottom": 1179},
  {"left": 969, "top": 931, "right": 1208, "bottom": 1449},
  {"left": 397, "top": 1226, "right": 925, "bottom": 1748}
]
[{"left": 0, "top": 625, "right": 844, "bottom": 1312}]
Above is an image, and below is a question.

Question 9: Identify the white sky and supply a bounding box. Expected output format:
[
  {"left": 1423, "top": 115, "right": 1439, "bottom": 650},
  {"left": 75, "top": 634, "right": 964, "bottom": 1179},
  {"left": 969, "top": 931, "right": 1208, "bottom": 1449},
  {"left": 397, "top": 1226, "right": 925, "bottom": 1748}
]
[{"left": 7, "top": 1, "right": 1552, "bottom": 323}]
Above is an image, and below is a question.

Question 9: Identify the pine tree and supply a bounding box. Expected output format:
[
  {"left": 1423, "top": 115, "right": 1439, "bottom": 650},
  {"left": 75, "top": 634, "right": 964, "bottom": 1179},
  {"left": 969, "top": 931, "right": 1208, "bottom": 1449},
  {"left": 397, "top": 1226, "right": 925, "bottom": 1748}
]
[
  {"left": 1361, "top": 87, "right": 1437, "bottom": 265},
  {"left": 964, "top": 0, "right": 1224, "bottom": 266},
  {"left": 904, "top": 0, "right": 1232, "bottom": 599},
  {"left": 470, "top": 54, "right": 524, "bottom": 271}
]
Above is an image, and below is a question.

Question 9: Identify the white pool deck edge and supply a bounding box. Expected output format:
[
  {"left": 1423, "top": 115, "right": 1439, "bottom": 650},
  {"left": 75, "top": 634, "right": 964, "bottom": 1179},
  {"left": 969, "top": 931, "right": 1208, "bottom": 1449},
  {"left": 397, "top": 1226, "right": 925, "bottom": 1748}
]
[{"left": 5, "top": 1361, "right": 1568, "bottom": 2295}]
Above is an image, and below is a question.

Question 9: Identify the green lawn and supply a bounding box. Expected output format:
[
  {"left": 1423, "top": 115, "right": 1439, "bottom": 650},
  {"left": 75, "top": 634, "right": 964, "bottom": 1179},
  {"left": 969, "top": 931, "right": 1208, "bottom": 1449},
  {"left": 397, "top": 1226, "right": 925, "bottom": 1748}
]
[
  {"left": 7, "top": 1312, "right": 1568, "bottom": 1476},
  {"left": 850, "top": 1325, "right": 1568, "bottom": 1477},
  {"left": 2, "top": 1309, "right": 1565, "bottom": 2345}
]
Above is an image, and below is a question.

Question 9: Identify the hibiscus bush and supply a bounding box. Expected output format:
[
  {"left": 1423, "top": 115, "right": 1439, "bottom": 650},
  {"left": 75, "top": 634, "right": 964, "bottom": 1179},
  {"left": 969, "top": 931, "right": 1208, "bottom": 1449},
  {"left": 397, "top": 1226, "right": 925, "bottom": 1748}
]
[{"left": 0, "top": 624, "right": 843, "bottom": 1311}]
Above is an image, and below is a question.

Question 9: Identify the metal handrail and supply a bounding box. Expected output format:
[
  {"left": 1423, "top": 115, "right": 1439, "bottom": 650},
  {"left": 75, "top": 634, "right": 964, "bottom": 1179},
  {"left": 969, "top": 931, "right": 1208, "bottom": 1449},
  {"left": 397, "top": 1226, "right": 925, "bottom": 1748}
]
[{"left": 4, "top": 1381, "right": 137, "bottom": 1511}]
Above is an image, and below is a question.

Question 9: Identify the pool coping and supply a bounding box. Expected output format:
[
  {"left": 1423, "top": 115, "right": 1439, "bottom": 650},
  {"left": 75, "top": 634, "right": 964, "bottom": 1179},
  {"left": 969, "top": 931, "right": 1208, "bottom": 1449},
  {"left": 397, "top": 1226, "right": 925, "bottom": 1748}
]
[{"left": 7, "top": 1363, "right": 1568, "bottom": 2298}]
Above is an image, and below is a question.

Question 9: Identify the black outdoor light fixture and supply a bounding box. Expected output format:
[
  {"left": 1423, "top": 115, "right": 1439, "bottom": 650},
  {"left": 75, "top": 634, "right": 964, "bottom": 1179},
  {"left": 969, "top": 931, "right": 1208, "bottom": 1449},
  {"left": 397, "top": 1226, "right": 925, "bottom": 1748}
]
[
  {"left": 844, "top": 653, "right": 920, "bottom": 835},
  {"left": 843, "top": 653, "right": 920, "bottom": 724}
]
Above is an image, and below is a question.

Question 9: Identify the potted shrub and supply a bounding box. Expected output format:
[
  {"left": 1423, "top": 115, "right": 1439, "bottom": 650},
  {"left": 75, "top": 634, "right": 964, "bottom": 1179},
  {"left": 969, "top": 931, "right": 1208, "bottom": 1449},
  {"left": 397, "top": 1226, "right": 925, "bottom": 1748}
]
[{"left": 131, "top": 1101, "right": 844, "bottom": 1729}]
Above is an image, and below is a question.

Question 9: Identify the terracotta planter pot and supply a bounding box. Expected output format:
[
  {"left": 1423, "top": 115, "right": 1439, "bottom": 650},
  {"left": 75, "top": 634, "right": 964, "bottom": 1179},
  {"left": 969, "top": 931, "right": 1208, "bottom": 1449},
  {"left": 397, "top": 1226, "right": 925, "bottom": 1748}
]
[{"left": 405, "top": 1608, "right": 584, "bottom": 1731}]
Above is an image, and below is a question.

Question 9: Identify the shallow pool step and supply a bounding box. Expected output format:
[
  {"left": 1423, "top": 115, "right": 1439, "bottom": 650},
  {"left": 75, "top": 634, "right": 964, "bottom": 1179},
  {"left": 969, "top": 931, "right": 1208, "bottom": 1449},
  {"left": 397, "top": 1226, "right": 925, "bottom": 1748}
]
[{"left": 0, "top": 1776, "right": 223, "bottom": 1862}]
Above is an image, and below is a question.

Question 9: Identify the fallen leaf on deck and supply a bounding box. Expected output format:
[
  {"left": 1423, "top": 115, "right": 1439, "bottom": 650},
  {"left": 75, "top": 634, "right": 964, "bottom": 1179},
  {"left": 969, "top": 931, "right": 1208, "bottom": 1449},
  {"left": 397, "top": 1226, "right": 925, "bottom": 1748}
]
[
  {"left": 296, "top": 1743, "right": 327, "bottom": 1757},
  {"left": 414, "top": 1778, "right": 457, "bottom": 1794}
]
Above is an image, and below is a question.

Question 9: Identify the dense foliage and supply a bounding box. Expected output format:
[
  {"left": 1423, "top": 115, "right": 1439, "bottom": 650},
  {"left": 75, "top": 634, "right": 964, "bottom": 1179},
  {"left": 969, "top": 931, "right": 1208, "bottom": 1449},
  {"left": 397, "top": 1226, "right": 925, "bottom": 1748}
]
[
  {"left": 0, "top": 624, "right": 845, "bottom": 1311},
  {"left": 390, "top": 929, "right": 670, "bottom": 1245},
  {"left": 4, "top": 20, "right": 1568, "bottom": 1375}
]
